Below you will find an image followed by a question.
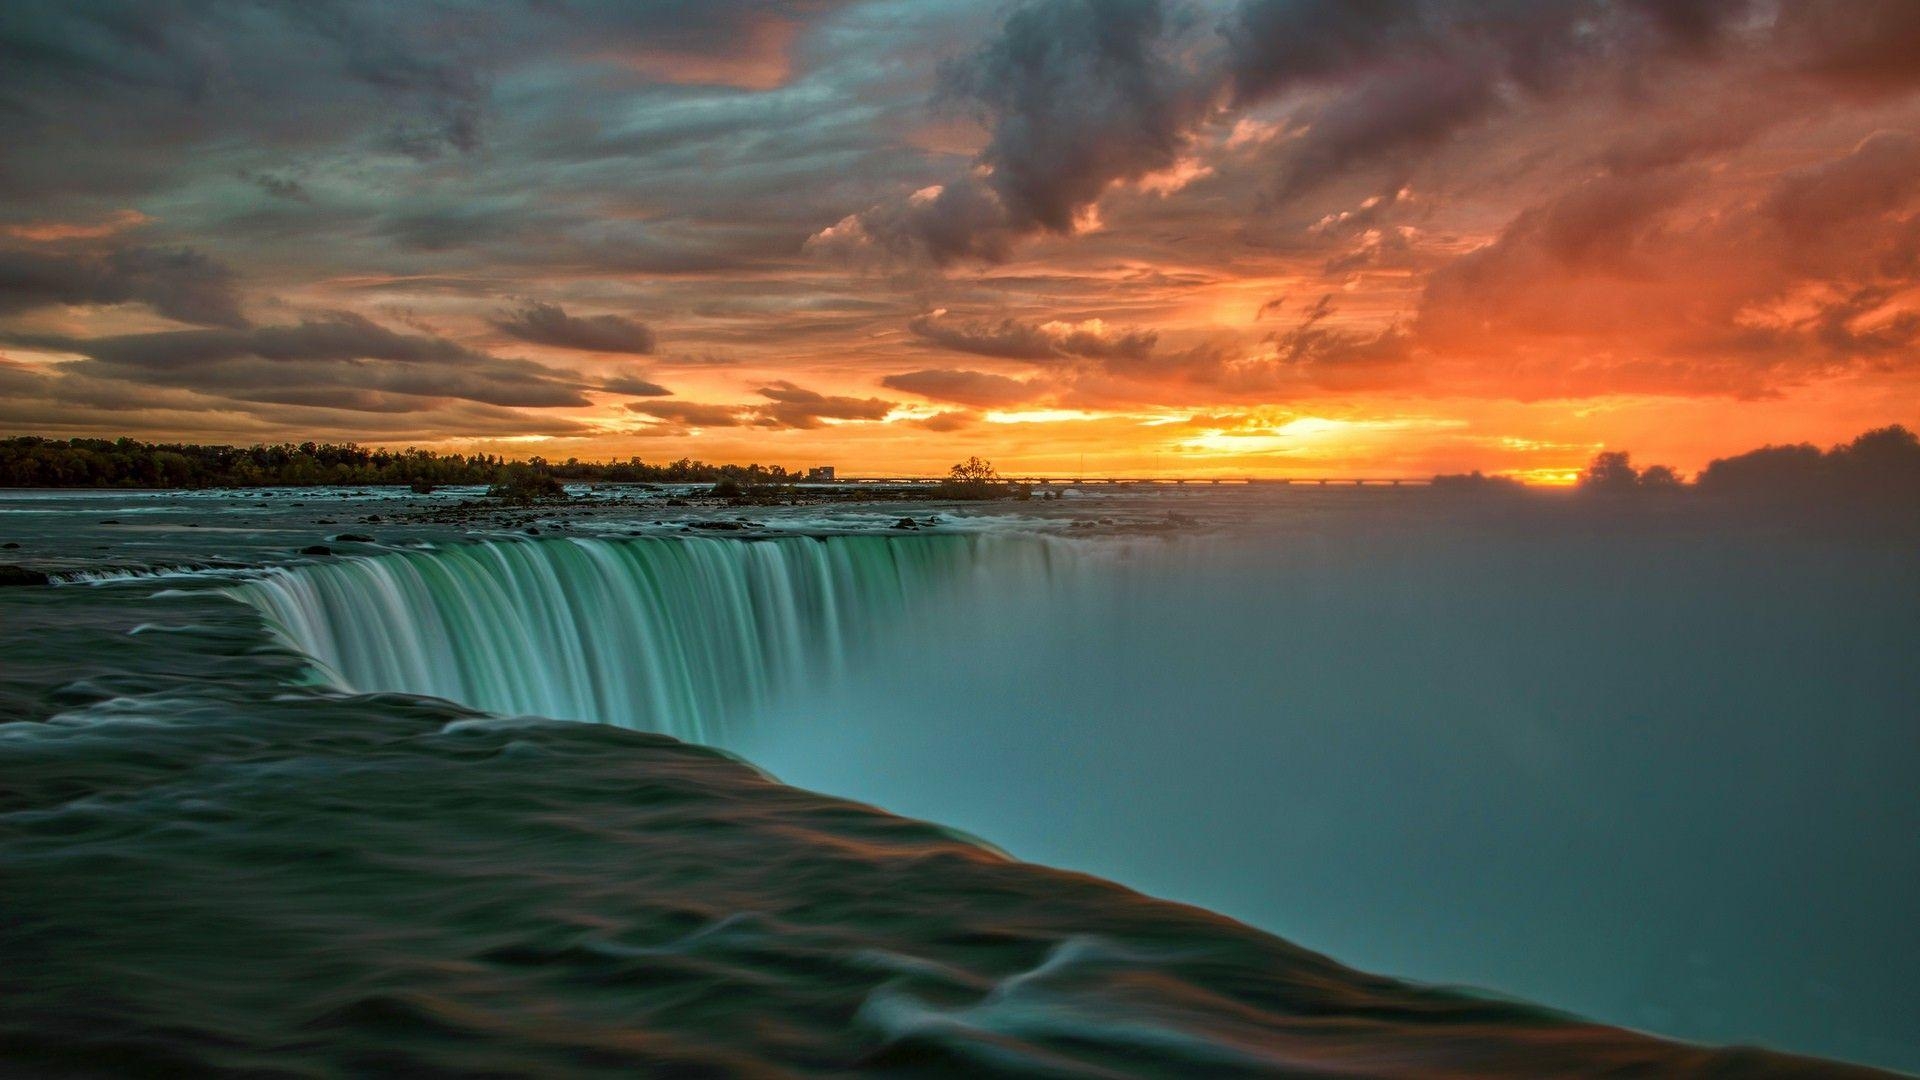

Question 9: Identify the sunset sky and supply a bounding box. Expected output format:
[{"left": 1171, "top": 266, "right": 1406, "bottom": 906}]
[{"left": 2, "top": 1, "right": 1917, "bottom": 479}]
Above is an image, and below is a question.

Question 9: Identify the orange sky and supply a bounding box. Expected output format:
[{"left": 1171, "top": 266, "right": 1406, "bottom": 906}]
[{"left": 1, "top": 2, "right": 1916, "bottom": 479}]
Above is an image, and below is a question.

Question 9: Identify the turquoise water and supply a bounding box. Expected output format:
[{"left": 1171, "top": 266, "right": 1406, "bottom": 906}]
[{"left": 1, "top": 487, "right": 1913, "bottom": 1075}]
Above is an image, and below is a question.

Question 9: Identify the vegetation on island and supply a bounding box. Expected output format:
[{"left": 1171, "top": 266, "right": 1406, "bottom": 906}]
[
  {"left": 485, "top": 465, "right": 569, "bottom": 504},
  {"left": 1429, "top": 470, "right": 1525, "bottom": 493},
  {"left": 937, "top": 456, "right": 1032, "bottom": 500}
]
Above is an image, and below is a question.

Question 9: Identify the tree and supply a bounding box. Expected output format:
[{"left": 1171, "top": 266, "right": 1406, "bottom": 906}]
[
  {"left": 1579, "top": 450, "right": 1641, "bottom": 491},
  {"left": 949, "top": 456, "right": 999, "bottom": 483},
  {"left": 1637, "top": 464, "right": 1683, "bottom": 489},
  {"left": 937, "top": 456, "right": 1025, "bottom": 500}
]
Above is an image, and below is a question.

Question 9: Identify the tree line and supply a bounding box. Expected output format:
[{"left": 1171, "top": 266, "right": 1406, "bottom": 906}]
[
  {"left": 2, "top": 426, "right": 1913, "bottom": 495},
  {"left": 0, "top": 437, "right": 803, "bottom": 489},
  {"left": 1578, "top": 424, "right": 1920, "bottom": 497}
]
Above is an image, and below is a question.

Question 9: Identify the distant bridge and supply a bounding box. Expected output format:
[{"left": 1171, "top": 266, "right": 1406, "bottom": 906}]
[{"left": 811, "top": 476, "right": 1434, "bottom": 487}]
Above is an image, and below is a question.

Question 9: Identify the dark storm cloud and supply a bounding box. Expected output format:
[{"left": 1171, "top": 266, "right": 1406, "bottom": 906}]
[
  {"left": 881, "top": 368, "right": 1045, "bottom": 407},
  {"left": 953, "top": 0, "right": 1207, "bottom": 236},
  {"left": 492, "top": 301, "right": 657, "bottom": 355},
  {"left": 1221, "top": 0, "right": 1751, "bottom": 104},
  {"left": 1223, "top": 0, "right": 1760, "bottom": 197},
  {"left": 817, "top": 0, "right": 1212, "bottom": 264},
  {"left": 824, "top": 0, "right": 1796, "bottom": 266},
  {"left": 0, "top": 240, "right": 247, "bottom": 327}
]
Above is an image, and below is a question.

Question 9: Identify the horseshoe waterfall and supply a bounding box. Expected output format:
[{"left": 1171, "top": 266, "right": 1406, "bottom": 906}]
[{"left": 237, "top": 534, "right": 1072, "bottom": 742}]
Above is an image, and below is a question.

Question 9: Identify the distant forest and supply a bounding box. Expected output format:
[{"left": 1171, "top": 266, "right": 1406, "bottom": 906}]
[
  {"left": 0, "top": 426, "right": 1915, "bottom": 494},
  {"left": 0, "top": 437, "right": 800, "bottom": 489}
]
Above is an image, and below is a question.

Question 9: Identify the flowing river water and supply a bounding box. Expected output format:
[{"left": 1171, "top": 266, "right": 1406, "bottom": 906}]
[{"left": 1, "top": 485, "right": 1914, "bottom": 1076}]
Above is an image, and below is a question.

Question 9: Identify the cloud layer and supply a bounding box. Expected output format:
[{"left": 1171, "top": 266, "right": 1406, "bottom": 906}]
[{"left": 0, "top": 1, "right": 1916, "bottom": 476}]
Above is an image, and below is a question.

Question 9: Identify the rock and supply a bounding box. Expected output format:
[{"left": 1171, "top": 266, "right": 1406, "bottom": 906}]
[
  {"left": 301, "top": 545, "right": 333, "bottom": 556},
  {"left": 410, "top": 479, "right": 436, "bottom": 494},
  {"left": 0, "top": 564, "right": 50, "bottom": 587},
  {"left": 892, "top": 517, "right": 919, "bottom": 529},
  {"left": 332, "top": 533, "right": 375, "bottom": 543},
  {"left": 101, "top": 519, "right": 121, "bottom": 525},
  {"left": 1, "top": 542, "right": 18, "bottom": 549}
]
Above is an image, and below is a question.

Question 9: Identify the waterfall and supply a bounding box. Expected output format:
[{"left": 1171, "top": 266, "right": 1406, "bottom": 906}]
[{"left": 235, "top": 533, "right": 1063, "bottom": 742}]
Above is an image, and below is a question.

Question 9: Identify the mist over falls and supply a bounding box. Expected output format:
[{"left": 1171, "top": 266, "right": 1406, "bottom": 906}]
[{"left": 236, "top": 506, "right": 1920, "bottom": 1072}]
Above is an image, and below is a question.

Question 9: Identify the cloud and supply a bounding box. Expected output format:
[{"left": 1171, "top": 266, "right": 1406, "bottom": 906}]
[
  {"left": 627, "top": 382, "right": 899, "bottom": 431},
  {"left": 907, "top": 312, "right": 1158, "bottom": 363},
  {"left": 1223, "top": 0, "right": 1767, "bottom": 200},
  {"left": 493, "top": 300, "right": 658, "bottom": 354},
  {"left": 1411, "top": 132, "right": 1920, "bottom": 398},
  {"left": 10, "top": 312, "right": 601, "bottom": 411},
  {"left": 817, "top": 0, "right": 1773, "bottom": 267},
  {"left": 1763, "top": 130, "right": 1920, "bottom": 241},
  {"left": 812, "top": 0, "right": 1213, "bottom": 264},
  {"left": 1261, "top": 295, "right": 1414, "bottom": 386},
  {"left": 1779, "top": 1, "right": 1920, "bottom": 95},
  {"left": 2, "top": 0, "right": 1918, "bottom": 460},
  {"left": 598, "top": 372, "right": 672, "bottom": 398},
  {"left": 0, "top": 357, "right": 594, "bottom": 441},
  {"left": 627, "top": 401, "right": 747, "bottom": 428},
  {"left": 914, "top": 409, "right": 979, "bottom": 432},
  {"left": 240, "top": 171, "right": 310, "bottom": 202},
  {"left": 753, "top": 380, "right": 896, "bottom": 428},
  {"left": 881, "top": 368, "right": 1046, "bottom": 407},
  {"left": 0, "top": 240, "right": 247, "bottom": 327}
]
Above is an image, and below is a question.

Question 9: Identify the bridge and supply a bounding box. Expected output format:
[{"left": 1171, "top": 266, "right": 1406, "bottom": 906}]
[{"left": 810, "top": 476, "right": 1433, "bottom": 487}]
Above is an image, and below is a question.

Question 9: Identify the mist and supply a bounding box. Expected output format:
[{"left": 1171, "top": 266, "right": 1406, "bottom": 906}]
[{"left": 737, "top": 496, "right": 1920, "bottom": 1069}]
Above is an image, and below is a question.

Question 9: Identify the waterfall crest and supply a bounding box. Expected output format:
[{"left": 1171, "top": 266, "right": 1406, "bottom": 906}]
[{"left": 236, "top": 533, "right": 1060, "bottom": 742}]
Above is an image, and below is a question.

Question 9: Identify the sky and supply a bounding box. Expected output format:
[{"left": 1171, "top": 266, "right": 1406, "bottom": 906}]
[{"left": 1, "top": 0, "right": 1917, "bottom": 480}]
